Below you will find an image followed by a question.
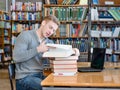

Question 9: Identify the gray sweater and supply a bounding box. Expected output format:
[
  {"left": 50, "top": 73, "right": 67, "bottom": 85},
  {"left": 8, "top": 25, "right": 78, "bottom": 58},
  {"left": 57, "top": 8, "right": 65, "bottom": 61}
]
[{"left": 13, "top": 30, "right": 53, "bottom": 79}]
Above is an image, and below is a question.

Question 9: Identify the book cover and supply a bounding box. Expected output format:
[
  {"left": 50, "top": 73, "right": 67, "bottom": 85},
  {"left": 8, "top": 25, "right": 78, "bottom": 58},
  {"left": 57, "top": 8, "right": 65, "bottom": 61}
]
[
  {"left": 70, "top": 0, "right": 79, "bottom": 5},
  {"left": 113, "top": 27, "right": 120, "bottom": 37},
  {"left": 108, "top": 10, "right": 120, "bottom": 21},
  {"left": 51, "top": 64, "right": 77, "bottom": 68},
  {"left": 53, "top": 68, "right": 77, "bottom": 72},
  {"left": 79, "top": 0, "right": 88, "bottom": 5},
  {"left": 43, "top": 44, "right": 75, "bottom": 57},
  {"left": 50, "top": 60, "right": 77, "bottom": 64},
  {"left": 92, "top": 0, "right": 99, "bottom": 4},
  {"left": 91, "top": 30, "right": 101, "bottom": 38},
  {"left": 101, "top": 31, "right": 112, "bottom": 37},
  {"left": 53, "top": 72, "right": 77, "bottom": 76},
  {"left": 81, "top": 7, "right": 88, "bottom": 22}
]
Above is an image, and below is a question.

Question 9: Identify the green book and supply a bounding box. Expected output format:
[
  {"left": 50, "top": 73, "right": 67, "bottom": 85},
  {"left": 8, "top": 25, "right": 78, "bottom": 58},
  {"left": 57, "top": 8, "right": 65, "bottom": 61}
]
[
  {"left": 115, "top": 10, "right": 120, "bottom": 20},
  {"left": 108, "top": 10, "right": 120, "bottom": 21},
  {"left": 81, "top": 7, "right": 88, "bottom": 22},
  {"left": 78, "top": 7, "right": 83, "bottom": 20}
]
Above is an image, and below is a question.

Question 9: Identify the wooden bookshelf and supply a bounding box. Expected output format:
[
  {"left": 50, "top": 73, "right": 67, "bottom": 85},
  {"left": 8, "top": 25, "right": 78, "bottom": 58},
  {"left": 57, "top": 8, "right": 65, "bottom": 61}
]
[
  {"left": 0, "top": 10, "right": 11, "bottom": 67},
  {"left": 43, "top": 0, "right": 120, "bottom": 62},
  {"left": 43, "top": 4, "right": 88, "bottom": 7},
  {"left": 99, "top": 0, "right": 120, "bottom": 4},
  {"left": 43, "top": 0, "right": 89, "bottom": 61},
  {"left": 11, "top": 0, "right": 43, "bottom": 47},
  {"left": 90, "top": 0, "right": 120, "bottom": 62}
]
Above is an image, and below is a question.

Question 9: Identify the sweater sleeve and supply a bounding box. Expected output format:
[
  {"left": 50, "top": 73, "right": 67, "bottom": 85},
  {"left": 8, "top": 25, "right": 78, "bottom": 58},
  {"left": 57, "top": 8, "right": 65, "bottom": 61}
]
[{"left": 13, "top": 31, "right": 38, "bottom": 63}]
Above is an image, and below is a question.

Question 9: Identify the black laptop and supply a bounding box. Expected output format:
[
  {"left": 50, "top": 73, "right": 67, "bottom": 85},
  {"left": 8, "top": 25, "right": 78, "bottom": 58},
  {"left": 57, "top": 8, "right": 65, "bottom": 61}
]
[{"left": 78, "top": 48, "right": 106, "bottom": 72}]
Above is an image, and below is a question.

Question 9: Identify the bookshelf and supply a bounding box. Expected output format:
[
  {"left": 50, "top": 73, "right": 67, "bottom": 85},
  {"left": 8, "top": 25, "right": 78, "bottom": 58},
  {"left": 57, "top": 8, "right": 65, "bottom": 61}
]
[
  {"left": 0, "top": 10, "right": 11, "bottom": 67},
  {"left": 43, "top": 0, "right": 120, "bottom": 62},
  {"left": 90, "top": 0, "right": 120, "bottom": 62},
  {"left": 43, "top": 0, "right": 89, "bottom": 61},
  {"left": 11, "top": 0, "right": 43, "bottom": 57}
]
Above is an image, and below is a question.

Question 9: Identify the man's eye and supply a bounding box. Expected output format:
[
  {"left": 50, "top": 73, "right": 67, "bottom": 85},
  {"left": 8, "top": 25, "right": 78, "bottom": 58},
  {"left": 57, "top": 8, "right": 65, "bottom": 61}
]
[
  {"left": 49, "top": 26, "right": 52, "bottom": 29},
  {"left": 53, "top": 29, "right": 55, "bottom": 32}
]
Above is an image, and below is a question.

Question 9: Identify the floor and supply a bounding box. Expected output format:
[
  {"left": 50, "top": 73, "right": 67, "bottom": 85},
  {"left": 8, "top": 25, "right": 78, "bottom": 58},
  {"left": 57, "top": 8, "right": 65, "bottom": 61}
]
[
  {"left": 0, "top": 66, "right": 50, "bottom": 90},
  {"left": 0, "top": 68, "right": 15, "bottom": 90}
]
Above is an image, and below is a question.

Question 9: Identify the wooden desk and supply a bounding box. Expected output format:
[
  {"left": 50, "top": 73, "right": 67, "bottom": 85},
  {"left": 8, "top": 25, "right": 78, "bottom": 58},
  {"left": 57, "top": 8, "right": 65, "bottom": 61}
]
[
  {"left": 78, "top": 62, "right": 120, "bottom": 69},
  {"left": 42, "top": 62, "right": 120, "bottom": 90},
  {"left": 43, "top": 62, "right": 120, "bottom": 76}
]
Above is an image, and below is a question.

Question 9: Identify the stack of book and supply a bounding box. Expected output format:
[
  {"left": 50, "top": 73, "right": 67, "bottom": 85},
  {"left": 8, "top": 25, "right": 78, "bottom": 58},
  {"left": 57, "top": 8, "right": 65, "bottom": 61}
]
[
  {"left": 43, "top": 44, "right": 79, "bottom": 76},
  {"left": 50, "top": 55, "right": 78, "bottom": 76}
]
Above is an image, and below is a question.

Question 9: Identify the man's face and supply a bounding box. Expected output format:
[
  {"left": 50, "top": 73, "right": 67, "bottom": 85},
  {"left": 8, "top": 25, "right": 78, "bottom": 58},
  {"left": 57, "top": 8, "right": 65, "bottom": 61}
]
[{"left": 42, "top": 21, "right": 58, "bottom": 38}]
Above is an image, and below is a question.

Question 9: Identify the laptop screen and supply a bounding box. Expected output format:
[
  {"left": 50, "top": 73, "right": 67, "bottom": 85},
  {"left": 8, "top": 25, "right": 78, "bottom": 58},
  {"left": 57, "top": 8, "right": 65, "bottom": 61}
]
[{"left": 91, "top": 48, "right": 106, "bottom": 69}]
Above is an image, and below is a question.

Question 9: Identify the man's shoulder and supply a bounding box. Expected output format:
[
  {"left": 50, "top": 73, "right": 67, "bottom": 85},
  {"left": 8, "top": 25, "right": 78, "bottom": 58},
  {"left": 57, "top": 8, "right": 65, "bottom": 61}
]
[
  {"left": 17, "top": 30, "right": 34, "bottom": 40},
  {"left": 20, "top": 30, "right": 35, "bottom": 36}
]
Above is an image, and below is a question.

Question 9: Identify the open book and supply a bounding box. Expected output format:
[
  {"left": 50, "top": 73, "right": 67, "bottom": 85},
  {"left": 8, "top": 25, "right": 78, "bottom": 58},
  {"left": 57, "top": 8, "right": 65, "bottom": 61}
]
[{"left": 43, "top": 44, "right": 75, "bottom": 57}]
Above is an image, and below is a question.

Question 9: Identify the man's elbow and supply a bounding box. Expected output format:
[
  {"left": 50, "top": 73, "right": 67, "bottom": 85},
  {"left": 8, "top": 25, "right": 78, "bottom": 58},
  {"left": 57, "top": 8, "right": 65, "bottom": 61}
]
[{"left": 13, "top": 52, "right": 22, "bottom": 63}]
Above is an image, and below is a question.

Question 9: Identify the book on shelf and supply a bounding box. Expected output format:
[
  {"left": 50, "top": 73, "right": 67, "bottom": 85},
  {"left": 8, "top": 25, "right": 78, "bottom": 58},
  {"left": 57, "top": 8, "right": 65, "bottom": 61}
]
[
  {"left": 44, "top": 7, "right": 86, "bottom": 21},
  {"left": 45, "top": 0, "right": 50, "bottom": 4},
  {"left": 91, "top": 30, "right": 101, "bottom": 38},
  {"left": 79, "top": 0, "right": 88, "bottom": 5},
  {"left": 106, "top": 49, "right": 112, "bottom": 54},
  {"left": 0, "top": 49, "right": 4, "bottom": 53},
  {"left": 105, "top": 1, "right": 114, "bottom": 5},
  {"left": 43, "top": 44, "right": 75, "bottom": 57},
  {"left": 70, "top": 0, "right": 79, "bottom": 5},
  {"left": 92, "top": 0, "right": 99, "bottom": 4},
  {"left": 81, "top": 7, "right": 88, "bottom": 22},
  {"left": 62, "top": 0, "right": 79, "bottom": 5},
  {"left": 81, "top": 23, "right": 88, "bottom": 36},
  {"left": 99, "top": 11, "right": 113, "bottom": 20},
  {"left": 112, "top": 27, "right": 120, "bottom": 37},
  {"left": 65, "top": 0, "right": 71, "bottom": 5},
  {"left": 62, "top": 0, "right": 69, "bottom": 5},
  {"left": 78, "top": 23, "right": 87, "bottom": 36},
  {"left": 108, "top": 10, "right": 120, "bottom": 21},
  {"left": 0, "top": 55, "right": 1, "bottom": 62},
  {"left": 75, "top": 24, "right": 81, "bottom": 37},
  {"left": 101, "top": 31, "right": 112, "bottom": 37},
  {"left": 99, "top": 18, "right": 114, "bottom": 21},
  {"left": 45, "top": 0, "right": 57, "bottom": 4},
  {"left": 12, "top": 1, "right": 42, "bottom": 11},
  {"left": 91, "top": 7, "right": 99, "bottom": 21}
]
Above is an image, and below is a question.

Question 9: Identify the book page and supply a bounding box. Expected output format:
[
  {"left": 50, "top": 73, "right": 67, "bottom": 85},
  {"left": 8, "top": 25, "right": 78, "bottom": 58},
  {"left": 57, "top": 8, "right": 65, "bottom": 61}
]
[{"left": 43, "top": 44, "right": 75, "bottom": 57}]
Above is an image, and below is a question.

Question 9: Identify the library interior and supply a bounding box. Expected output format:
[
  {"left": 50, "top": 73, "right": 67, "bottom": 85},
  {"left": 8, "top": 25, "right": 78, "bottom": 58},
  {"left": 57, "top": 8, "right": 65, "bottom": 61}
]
[{"left": 0, "top": 0, "right": 120, "bottom": 90}]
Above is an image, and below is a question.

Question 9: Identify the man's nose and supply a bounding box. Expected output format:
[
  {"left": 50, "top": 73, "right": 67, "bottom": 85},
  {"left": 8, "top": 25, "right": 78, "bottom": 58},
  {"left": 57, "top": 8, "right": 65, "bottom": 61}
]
[{"left": 50, "top": 30, "right": 54, "bottom": 34}]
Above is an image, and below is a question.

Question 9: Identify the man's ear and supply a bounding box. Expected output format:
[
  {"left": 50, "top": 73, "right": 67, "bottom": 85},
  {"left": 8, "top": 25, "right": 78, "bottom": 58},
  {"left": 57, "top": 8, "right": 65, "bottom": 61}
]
[{"left": 41, "top": 20, "right": 46, "bottom": 26}]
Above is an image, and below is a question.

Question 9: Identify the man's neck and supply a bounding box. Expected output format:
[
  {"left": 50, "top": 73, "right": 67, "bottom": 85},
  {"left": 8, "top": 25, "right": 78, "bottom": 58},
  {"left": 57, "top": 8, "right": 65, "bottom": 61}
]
[{"left": 36, "top": 29, "right": 44, "bottom": 40}]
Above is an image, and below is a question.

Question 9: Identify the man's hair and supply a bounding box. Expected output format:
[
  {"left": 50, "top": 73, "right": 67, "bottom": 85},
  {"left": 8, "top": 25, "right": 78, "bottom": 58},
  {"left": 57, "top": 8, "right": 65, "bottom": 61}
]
[{"left": 43, "top": 15, "right": 60, "bottom": 26}]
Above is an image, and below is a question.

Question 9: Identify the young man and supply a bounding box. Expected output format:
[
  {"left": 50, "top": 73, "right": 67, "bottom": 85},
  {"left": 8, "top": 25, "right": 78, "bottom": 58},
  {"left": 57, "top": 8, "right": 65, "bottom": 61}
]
[
  {"left": 13, "top": 15, "right": 80, "bottom": 90},
  {"left": 13, "top": 15, "right": 60, "bottom": 90}
]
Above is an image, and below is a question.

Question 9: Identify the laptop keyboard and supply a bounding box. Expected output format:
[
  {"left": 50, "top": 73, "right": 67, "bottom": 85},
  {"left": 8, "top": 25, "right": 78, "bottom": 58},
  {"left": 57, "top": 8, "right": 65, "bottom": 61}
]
[{"left": 78, "top": 67, "right": 102, "bottom": 72}]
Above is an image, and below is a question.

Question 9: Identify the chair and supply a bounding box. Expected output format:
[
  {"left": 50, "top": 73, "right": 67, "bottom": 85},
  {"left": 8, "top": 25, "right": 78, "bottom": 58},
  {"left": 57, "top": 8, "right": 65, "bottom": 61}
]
[{"left": 8, "top": 63, "right": 15, "bottom": 90}]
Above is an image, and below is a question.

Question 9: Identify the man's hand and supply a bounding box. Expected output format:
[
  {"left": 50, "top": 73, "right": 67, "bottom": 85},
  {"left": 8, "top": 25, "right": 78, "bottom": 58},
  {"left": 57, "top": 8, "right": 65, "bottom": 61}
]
[
  {"left": 37, "top": 41, "right": 49, "bottom": 53},
  {"left": 73, "top": 48, "right": 80, "bottom": 56}
]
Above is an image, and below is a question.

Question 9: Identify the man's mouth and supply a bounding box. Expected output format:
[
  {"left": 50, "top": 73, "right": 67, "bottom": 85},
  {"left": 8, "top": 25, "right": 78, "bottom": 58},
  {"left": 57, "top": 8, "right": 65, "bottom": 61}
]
[{"left": 46, "top": 32, "right": 50, "bottom": 36}]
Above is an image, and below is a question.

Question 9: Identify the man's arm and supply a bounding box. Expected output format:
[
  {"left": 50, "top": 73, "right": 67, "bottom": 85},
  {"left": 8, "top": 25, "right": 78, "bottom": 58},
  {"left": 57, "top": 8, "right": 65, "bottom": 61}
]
[{"left": 13, "top": 31, "right": 38, "bottom": 63}]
